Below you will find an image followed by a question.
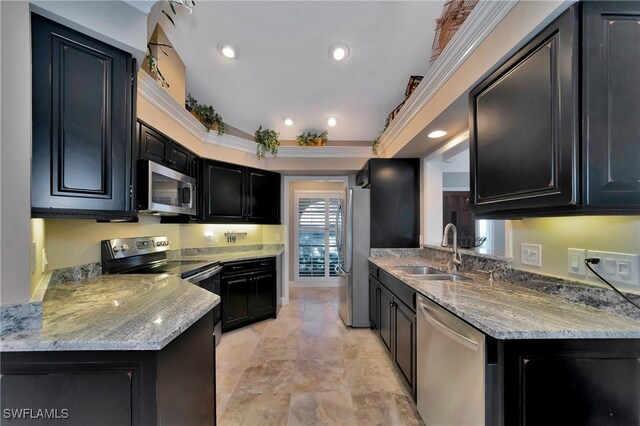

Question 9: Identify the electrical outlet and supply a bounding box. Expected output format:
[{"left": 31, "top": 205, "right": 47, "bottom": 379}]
[
  {"left": 275, "top": 233, "right": 281, "bottom": 242},
  {"left": 521, "top": 243, "right": 542, "bottom": 267},
  {"left": 567, "top": 248, "right": 587, "bottom": 277},
  {"left": 586, "top": 250, "right": 639, "bottom": 290}
]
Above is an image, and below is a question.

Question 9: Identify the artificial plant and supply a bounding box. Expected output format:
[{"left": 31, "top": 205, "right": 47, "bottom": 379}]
[
  {"left": 254, "top": 126, "right": 280, "bottom": 158},
  {"left": 372, "top": 117, "right": 390, "bottom": 155},
  {"left": 186, "top": 94, "right": 227, "bottom": 135},
  {"left": 296, "top": 130, "right": 328, "bottom": 147}
]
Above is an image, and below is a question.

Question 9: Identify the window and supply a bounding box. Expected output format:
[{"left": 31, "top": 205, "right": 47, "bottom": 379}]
[{"left": 295, "top": 191, "right": 342, "bottom": 281}]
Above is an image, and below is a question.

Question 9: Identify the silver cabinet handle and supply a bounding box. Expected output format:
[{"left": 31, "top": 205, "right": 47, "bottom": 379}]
[{"left": 418, "top": 302, "right": 480, "bottom": 352}]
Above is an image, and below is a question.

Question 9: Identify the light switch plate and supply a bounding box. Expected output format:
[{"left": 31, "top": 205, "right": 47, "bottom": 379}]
[
  {"left": 586, "top": 250, "right": 639, "bottom": 290},
  {"left": 567, "top": 248, "right": 587, "bottom": 277},
  {"left": 41, "top": 248, "right": 48, "bottom": 273},
  {"left": 521, "top": 243, "right": 542, "bottom": 267}
]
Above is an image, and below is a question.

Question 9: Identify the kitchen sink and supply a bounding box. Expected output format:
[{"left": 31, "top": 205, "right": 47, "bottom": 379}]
[
  {"left": 412, "top": 274, "right": 470, "bottom": 282},
  {"left": 394, "top": 266, "right": 445, "bottom": 275}
]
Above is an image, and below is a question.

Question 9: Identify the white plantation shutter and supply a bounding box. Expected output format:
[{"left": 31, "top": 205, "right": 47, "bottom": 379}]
[{"left": 295, "top": 192, "right": 343, "bottom": 280}]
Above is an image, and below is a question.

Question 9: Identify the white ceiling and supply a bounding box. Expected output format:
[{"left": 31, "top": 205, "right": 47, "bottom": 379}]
[{"left": 166, "top": 1, "right": 444, "bottom": 141}]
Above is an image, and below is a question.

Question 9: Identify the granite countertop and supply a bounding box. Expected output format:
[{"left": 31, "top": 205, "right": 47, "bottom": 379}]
[
  {"left": 174, "top": 247, "right": 283, "bottom": 264},
  {"left": 1, "top": 274, "right": 219, "bottom": 352},
  {"left": 369, "top": 257, "right": 640, "bottom": 340}
]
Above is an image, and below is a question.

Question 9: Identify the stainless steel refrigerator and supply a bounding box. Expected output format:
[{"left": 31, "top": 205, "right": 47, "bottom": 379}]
[{"left": 336, "top": 187, "right": 370, "bottom": 328}]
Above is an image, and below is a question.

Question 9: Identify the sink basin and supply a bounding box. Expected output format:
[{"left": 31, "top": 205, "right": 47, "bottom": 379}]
[
  {"left": 412, "top": 274, "right": 470, "bottom": 282},
  {"left": 394, "top": 266, "right": 445, "bottom": 275}
]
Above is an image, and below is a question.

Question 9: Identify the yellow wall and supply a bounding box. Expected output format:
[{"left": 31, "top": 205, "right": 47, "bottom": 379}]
[
  {"left": 510, "top": 216, "right": 640, "bottom": 284},
  {"left": 43, "top": 217, "right": 283, "bottom": 272},
  {"left": 30, "top": 219, "right": 46, "bottom": 295},
  {"left": 45, "top": 216, "right": 181, "bottom": 270}
]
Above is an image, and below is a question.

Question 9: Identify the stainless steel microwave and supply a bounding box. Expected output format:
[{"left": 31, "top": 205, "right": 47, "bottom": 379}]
[{"left": 137, "top": 160, "right": 196, "bottom": 216}]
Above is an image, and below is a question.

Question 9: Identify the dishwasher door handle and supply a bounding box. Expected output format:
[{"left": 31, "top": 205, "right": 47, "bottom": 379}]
[{"left": 418, "top": 302, "right": 480, "bottom": 352}]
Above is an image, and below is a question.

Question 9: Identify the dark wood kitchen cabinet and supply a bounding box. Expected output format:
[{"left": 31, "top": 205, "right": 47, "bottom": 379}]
[
  {"left": 369, "top": 264, "right": 416, "bottom": 399},
  {"left": 138, "top": 121, "right": 195, "bottom": 176},
  {"left": 200, "top": 159, "right": 281, "bottom": 224},
  {"left": 221, "top": 258, "right": 277, "bottom": 332},
  {"left": 0, "top": 311, "right": 215, "bottom": 426},
  {"left": 358, "top": 159, "right": 420, "bottom": 248},
  {"left": 31, "top": 13, "right": 136, "bottom": 219},
  {"left": 470, "top": 2, "right": 640, "bottom": 218},
  {"left": 469, "top": 5, "right": 579, "bottom": 216},
  {"left": 247, "top": 168, "right": 281, "bottom": 224},
  {"left": 583, "top": 1, "right": 640, "bottom": 209}
]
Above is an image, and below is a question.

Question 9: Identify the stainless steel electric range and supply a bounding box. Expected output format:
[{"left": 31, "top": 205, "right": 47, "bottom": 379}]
[{"left": 101, "top": 236, "right": 222, "bottom": 345}]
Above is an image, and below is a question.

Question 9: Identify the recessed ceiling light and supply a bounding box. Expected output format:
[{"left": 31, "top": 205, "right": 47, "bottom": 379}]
[
  {"left": 284, "top": 118, "right": 294, "bottom": 126},
  {"left": 329, "top": 43, "right": 350, "bottom": 61},
  {"left": 428, "top": 130, "right": 447, "bottom": 138},
  {"left": 326, "top": 117, "right": 338, "bottom": 127},
  {"left": 218, "top": 43, "right": 237, "bottom": 59}
]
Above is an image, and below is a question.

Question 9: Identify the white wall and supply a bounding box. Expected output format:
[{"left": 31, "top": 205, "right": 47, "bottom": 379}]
[{"left": 1, "top": 1, "right": 33, "bottom": 305}]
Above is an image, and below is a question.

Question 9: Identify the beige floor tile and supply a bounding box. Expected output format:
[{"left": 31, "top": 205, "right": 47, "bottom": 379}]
[
  {"left": 292, "top": 360, "right": 349, "bottom": 393},
  {"left": 298, "top": 337, "right": 343, "bottom": 360},
  {"left": 263, "top": 318, "right": 304, "bottom": 338},
  {"left": 287, "top": 392, "right": 356, "bottom": 426},
  {"left": 351, "top": 391, "right": 423, "bottom": 426},
  {"left": 234, "top": 360, "right": 298, "bottom": 394},
  {"left": 218, "top": 391, "right": 291, "bottom": 426},
  {"left": 253, "top": 337, "right": 300, "bottom": 361},
  {"left": 301, "top": 320, "right": 348, "bottom": 338},
  {"left": 344, "top": 358, "right": 406, "bottom": 394},
  {"left": 217, "top": 287, "right": 423, "bottom": 426}
]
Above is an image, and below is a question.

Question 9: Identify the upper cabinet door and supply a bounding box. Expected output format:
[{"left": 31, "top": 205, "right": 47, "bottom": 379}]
[
  {"left": 247, "top": 169, "right": 281, "bottom": 224},
  {"left": 138, "top": 122, "right": 194, "bottom": 176},
  {"left": 200, "top": 160, "right": 246, "bottom": 222},
  {"left": 31, "top": 14, "right": 134, "bottom": 218},
  {"left": 167, "top": 143, "right": 192, "bottom": 176},
  {"left": 469, "top": 6, "right": 579, "bottom": 216},
  {"left": 139, "top": 123, "right": 170, "bottom": 165},
  {"left": 583, "top": 1, "right": 640, "bottom": 209}
]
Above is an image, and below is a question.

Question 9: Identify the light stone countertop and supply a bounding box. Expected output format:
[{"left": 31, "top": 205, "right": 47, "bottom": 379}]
[
  {"left": 174, "top": 248, "right": 283, "bottom": 264},
  {"left": 0, "top": 274, "right": 219, "bottom": 352},
  {"left": 369, "top": 257, "right": 640, "bottom": 340}
]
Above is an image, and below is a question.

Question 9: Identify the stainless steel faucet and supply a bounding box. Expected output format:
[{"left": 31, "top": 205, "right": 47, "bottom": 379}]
[{"left": 441, "top": 223, "right": 462, "bottom": 270}]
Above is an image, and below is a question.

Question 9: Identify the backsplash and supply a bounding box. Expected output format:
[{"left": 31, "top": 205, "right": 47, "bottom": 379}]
[{"left": 419, "top": 246, "right": 640, "bottom": 321}]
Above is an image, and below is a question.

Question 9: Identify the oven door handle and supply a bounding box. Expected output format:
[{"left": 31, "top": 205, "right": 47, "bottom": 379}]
[{"left": 186, "top": 265, "right": 222, "bottom": 283}]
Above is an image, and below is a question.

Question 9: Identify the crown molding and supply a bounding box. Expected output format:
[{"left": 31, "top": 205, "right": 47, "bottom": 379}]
[
  {"left": 122, "top": 0, "right": 157, "bottom": 14},
  {"left": 376, "top": 0, "right": 518, "bottom": 155},
  {"left": 137, "top": 71, "right": 373, "bottom": 158}
]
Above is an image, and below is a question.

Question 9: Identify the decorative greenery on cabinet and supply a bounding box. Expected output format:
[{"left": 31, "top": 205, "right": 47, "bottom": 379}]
[
  {"left": 296, "top": 130, "right": 328, "bottom": 147},
  {"left": 254, "top": 126, "right": 280, "bottom": 158},
  {"left": 186, "top": 94, "right": 227, "bottom": 135}
]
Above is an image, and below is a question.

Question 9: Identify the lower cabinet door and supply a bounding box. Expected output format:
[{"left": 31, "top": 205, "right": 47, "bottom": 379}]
[
  {"left": 252, "top": 271, "right": 276, "bottom": 317},
  {"left": 222, "top": 275, "right": 251, "bottom": 330},
  {"left": 369, "top": 276, "right": 379, "bottom": 330},
  {"left": 393, "top": 300, "right": 416, "bottom": 395},
  {"left": 1, "top": 373, "right": 132, "bottom": 426},
  {"left": 378, "top": 284, "right": 394, "bottom": 354}
]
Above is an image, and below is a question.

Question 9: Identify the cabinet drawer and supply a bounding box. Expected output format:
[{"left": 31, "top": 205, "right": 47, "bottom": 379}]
[
  {"left": 378, "top": 269, "right": 415, "bottom": 312},
  {"left": 223, "top": 257, "right": 276, "bottom": 276}
]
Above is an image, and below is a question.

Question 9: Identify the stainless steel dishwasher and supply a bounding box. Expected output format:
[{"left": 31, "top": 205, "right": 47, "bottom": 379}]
[{"left": 416, "top": 294, "right": 486, "bottom": 426}]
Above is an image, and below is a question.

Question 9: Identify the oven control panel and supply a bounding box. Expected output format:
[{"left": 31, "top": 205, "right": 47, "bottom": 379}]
[{"left": 101, "top": 236, "right": 171, "bottom": 259}]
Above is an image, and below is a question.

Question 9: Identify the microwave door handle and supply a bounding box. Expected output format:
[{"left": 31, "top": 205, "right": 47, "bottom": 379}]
[{"left": 184, "top": 182, "right": 195, "bottom": 209}]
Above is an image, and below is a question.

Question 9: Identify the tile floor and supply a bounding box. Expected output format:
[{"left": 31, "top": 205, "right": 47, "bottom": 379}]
[{"left": 216, "top": 287, "right": 424, "bottom": 426}]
